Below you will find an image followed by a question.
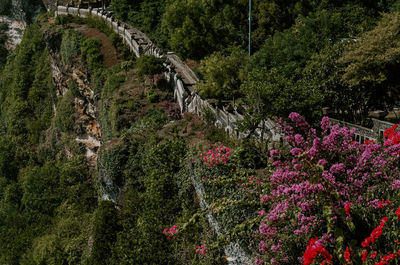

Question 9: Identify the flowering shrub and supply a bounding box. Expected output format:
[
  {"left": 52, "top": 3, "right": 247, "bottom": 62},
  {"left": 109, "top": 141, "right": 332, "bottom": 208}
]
[
  {"left": 302, "top": 237, "right": 332, "bottom": 265},
  {"left": 161, "top": 100, "right": 181, "bottom": 120},
  {"left": 163, "top": 225, "right": 178, "bottom": 240},
  {"left": 202, "top": 146, "right": 231, "bottom": 167},
  {"left": 195, "top": 244, "right": 207, "bottom": 255},
  {"left": 384, "top": 124, "right": 400, "bottom": 146},
  {"left": 255, "top": 113, "right": 400, "bottom": 264}
]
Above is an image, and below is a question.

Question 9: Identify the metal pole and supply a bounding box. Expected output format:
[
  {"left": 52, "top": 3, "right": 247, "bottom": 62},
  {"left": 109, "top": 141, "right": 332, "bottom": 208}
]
[{"left": 248, "top": 0, "right": 252, "bottom": 56}]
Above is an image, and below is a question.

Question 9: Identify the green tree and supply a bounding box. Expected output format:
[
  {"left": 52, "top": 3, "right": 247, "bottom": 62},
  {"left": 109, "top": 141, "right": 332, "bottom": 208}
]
[
  {"left": 20, "top": 162, "right": 62, "bottom": 219},
  {"left": 110, "top": 0, "right": 132, "bottom": 21},
  {"left": 0, "top": 136, "right": 17, "bottom": 181},
  {"left": 239, "top": 67, "right": 323, "bottom": 134},
  {"left": 89, "top": 200, "right": 119, "bottom": 265},
  {"left": 162, "top": 0, "right": 248, "bottom": 59},
  {"left": 61, "top": 29, "right": 82, "bottom": 65},
  {"left": 81, "top": 38, "right": 103, "bottom": 73},
  {"left": 338, "top": 12, "right": 400, "bottom": 119},
  {"left": 197, "top": 47, "right": 248, "bottom": 100},
  {"left": 55, "top": 90, "right": 75, "bottom": 132}
]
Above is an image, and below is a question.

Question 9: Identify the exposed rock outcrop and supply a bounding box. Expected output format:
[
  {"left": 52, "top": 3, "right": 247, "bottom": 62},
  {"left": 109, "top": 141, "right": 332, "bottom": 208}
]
[
  {"left": 43, "top": 27, "right": 102, "bottom": 168},
  {"left": 0, "top": 16, "right": 25, "bottom": 50}
]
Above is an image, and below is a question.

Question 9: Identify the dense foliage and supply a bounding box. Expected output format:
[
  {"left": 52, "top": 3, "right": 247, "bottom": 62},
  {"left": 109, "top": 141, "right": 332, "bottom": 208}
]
[
  {"left": 109, "top": 0, "right": 400, "bottom": 127},
  {"left": 0, "top": 24, "right": 96, "bottom": 264},
  {"left": 4, "top": 1, "right": 400, "bottom": 264}
]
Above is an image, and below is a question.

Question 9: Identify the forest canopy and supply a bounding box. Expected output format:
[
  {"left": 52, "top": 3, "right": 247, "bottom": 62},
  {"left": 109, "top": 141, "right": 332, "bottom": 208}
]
[{"left": 110, "top": 0, "right": 400, "bottom": 126}]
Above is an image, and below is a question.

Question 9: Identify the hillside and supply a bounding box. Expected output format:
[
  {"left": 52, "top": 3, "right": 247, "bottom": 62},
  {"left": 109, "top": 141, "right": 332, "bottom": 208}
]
[{"left": 0, "top": 1, "right": 400, "bottom": 265}]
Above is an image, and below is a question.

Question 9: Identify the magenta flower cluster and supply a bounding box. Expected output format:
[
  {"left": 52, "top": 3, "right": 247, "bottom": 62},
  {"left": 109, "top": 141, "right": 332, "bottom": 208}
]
[
  {"left": 163, "top": 225, "right": 178, "bottom": 240},
  {"left": 255, "top": 113, "right": 400, "bottom": 264},
  {"left": 202, "top": 145, "right": 231, "bottom": 167},
  {"left": 195, "top": 244, "right": 207, "bottom": 255}
]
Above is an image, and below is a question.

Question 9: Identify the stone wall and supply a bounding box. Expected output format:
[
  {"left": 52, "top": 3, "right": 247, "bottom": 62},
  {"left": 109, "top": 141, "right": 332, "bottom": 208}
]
[{"left": 55, "top": 5, "right": 283, "bottom": 142}]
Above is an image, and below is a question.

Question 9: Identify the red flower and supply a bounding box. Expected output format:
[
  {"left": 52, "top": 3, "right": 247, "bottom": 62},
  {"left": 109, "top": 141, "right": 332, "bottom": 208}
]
[
  {"left": 370, "top": 251, "right": 377, "bottom": 259},
  {"left": 384, "top": 124, "right": 398, "bottom": 138},
  {"left": 363, "top": 139, "right": 375, "bottom": 145},
  {"left": 396, "top": 207, "right": 400, "bottom": 220},
  {"left": 361, "top": 217, "right": 387, "bottom": 248},
  {"left": 344, "top": 246, "right": 352, "bottom": 263},
  {"left": 344, "top": 202, "right": 351, "bottom": 215},
  {"left": 384, "top": 124, "right": 400, "bottom": 145},
  {"left": 303, "top": 237, "right": 332, "bottom": 265},
  {"left": 379, "top": 200, "right": 391, "bottom": 208},
  {"left": 361, "top": 250, "right": 368, "bottom": 262}
]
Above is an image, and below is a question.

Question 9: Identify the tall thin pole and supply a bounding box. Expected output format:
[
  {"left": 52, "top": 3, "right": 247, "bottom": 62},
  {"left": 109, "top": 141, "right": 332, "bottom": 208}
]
[{"left": 248, "top": 0, "right": 252, "bottom": 56}]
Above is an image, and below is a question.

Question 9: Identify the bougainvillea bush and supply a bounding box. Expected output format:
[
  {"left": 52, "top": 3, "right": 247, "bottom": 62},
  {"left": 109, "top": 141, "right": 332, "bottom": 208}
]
[{"left": 255, "top": 113, "right": 400, "bottom": 264}]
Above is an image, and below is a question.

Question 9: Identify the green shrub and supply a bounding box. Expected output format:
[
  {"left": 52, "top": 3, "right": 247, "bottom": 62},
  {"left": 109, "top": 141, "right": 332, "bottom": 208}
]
[
  {"left": 231, "top": 139, "right": 266, "bottom": 169},
  {"left": 67, "top": 79, "right": 81, "bottom": 98},
  {"left": 205, "top": 126, "right": 230, "bottom": 143},
  {"left": 20, "top": 162, "right": 62, "bottom": 217},
  {"left": 101, "top": 143, "right": 128, "bottom": 186},
  {"left": 89, "top": 200, "right": 119, "bottom": 265},
  {"left": 102, "top": 73, "right": 125, "bottom": 99},
  {"left": 0, "top": 136, "right": 17, "bottom": 181},
  {"left": 156, "top": 76, "right": 171, "bottom": 91},
  {"left": 55, "top": 90, "right": 75, "bottom": 132},
  {"left": 109, "top": 32, "right": 122, "bottom": 48},
  {"left": 61, "top": 30, "right": 82, "bottom": 65},
  {"left": 55, "top": 14, "right": 82, "bottom": 25},
  {"left": 201, "top": 106, "right": 216, "bottom": 127},
  {"left": 146, "top": 88, "right": 160, "bottom": 103},
  {"left": 86, "top": 16, "right": 114, "bottom": 36},
  {"left": 81, "top": 38, "right": 103, "bottom": 73},
  {"left": 136, "top": 55, "right": 166, "bottom": 85}
]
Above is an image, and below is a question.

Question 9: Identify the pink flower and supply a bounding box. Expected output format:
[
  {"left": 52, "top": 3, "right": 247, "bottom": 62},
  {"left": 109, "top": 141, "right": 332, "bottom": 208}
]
[
  {"left": 321, "top": 116, "right": 331, "bottom": 132},
  {"left": 163, "top": 225, "right": 178, "bottom": 239},
  {"left": 270, "top": 149, "right": 279, "bottom": 157},
  {"left": 195, "top": 244, "right": 207, "bottom": 255},
  {"left": 202, "top": 146, "right": 231, "bottom": 167},
  {"left": 255, "top": 258, "right": 263, "bottom": 264}
]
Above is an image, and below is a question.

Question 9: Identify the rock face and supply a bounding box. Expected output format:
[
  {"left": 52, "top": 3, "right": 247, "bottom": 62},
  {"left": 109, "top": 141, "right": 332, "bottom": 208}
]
[
  {"left": 0, "top": 0, "right": 27, "bottom": 51},
  {"left": 0, "top": 16, "right": 25, "bottom": 50},
  {"left": 42, "top": 25, "right": 116, "bottom": 201},
  {"left": 0, "top": 0, "right": 45, "bottom": 51}
]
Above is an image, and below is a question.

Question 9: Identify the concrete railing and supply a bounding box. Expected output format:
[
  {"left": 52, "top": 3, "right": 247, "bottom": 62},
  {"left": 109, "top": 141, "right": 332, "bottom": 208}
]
[{"left": 55, "top": 6, "right": 283, "bottom": 142}]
